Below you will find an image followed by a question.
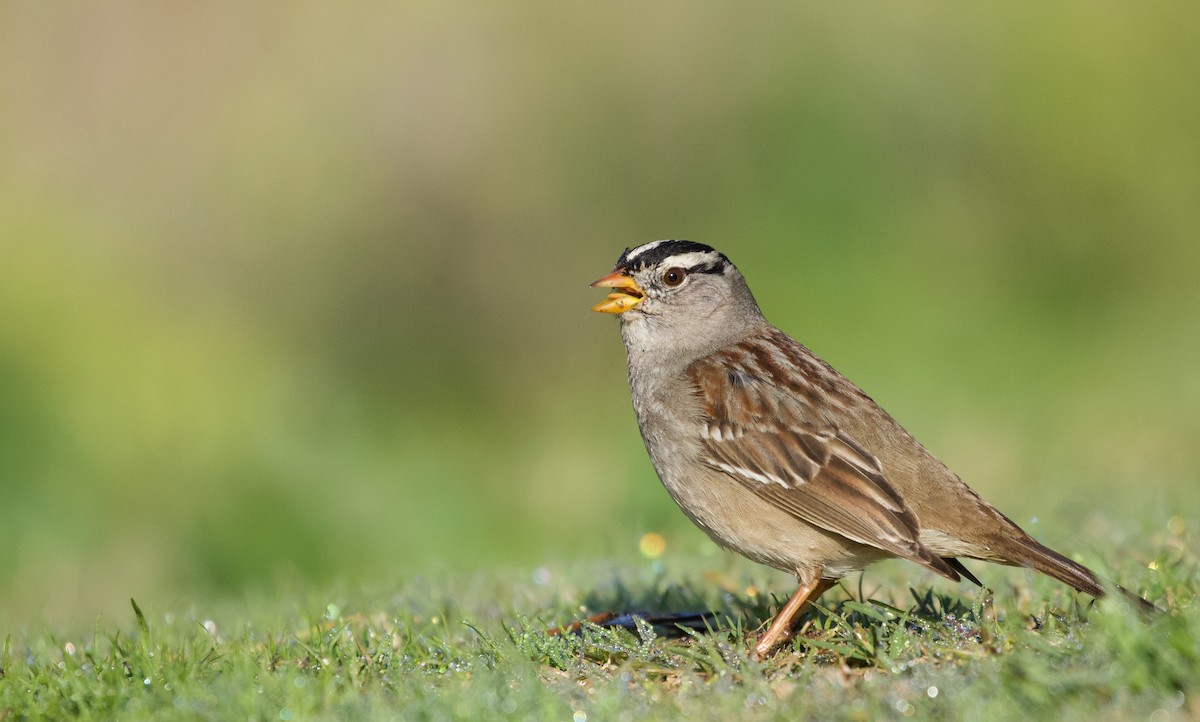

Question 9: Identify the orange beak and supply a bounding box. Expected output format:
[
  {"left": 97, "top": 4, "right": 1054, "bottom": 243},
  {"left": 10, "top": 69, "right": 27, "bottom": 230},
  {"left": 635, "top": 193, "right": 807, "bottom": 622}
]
[{"left": 590, "top": 270, "right": 645, "bottom": 314}]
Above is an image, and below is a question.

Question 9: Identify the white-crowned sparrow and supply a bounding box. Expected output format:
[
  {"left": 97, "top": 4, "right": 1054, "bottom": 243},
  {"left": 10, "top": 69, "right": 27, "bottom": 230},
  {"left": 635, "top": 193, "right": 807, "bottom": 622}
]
[{"left": 592, "top": 240, "right": 1150, "bottom": 658}]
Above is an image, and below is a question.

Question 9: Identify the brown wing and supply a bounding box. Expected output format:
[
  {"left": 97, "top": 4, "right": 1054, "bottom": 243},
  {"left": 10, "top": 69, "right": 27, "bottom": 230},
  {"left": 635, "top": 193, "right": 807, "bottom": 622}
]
[{"left": 689, "top": 355, "right": 959, "bottom": 581}]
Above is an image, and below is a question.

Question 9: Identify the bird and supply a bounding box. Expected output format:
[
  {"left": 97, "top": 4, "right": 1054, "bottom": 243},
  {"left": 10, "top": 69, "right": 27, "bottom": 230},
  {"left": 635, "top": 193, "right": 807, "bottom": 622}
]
[{"left": 590, "top": 239, "right": 1151, "bottom": 658}]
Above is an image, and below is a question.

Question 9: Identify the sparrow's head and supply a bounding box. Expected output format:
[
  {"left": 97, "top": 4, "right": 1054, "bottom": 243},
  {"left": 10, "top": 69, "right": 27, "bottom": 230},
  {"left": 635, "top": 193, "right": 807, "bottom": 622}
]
[{"left": 591, "top": 240, "right": 766, "bottom": 357}]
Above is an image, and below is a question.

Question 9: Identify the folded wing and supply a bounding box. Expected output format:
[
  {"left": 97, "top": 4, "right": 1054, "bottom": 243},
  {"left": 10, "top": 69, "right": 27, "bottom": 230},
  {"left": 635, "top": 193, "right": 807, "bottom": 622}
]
[{"left": 689, "top": 359, "right": 960, "bottom": 581}]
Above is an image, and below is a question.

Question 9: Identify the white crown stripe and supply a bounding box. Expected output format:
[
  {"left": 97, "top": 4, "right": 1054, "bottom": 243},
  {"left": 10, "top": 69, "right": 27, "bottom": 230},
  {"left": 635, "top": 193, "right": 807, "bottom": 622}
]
[
  {"left": 621, "top": 240, "right": 667, "bottom": 262},
  {"left": 660, "top": 251, "right": 723, "bottom": 270}
]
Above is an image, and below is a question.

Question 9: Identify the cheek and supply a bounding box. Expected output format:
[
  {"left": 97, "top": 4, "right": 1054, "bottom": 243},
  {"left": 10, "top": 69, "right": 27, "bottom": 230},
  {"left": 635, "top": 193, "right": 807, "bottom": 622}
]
[{"left": 687, "top": 285, "right": 722, "bottom": 308}]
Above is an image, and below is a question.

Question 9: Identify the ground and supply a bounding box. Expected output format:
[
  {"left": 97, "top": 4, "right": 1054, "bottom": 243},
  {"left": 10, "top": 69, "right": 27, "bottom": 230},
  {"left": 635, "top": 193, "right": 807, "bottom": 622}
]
[{"left": 3, "top": 517, "right": 1196, "bottom": 721}]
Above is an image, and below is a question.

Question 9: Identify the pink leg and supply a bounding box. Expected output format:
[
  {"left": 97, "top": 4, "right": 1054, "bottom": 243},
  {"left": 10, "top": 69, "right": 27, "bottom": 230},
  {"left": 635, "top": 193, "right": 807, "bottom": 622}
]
[{"left": 753, "top": 573, "right": 836, "bottom": 659}]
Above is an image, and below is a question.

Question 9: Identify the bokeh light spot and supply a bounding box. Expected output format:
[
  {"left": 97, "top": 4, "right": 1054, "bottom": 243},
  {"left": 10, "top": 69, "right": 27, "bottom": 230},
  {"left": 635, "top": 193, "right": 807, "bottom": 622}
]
[
  {"left": 1168, "top": 516, "right": 1186, "bottom": 536},
  {"left": 638, "top": 532, "right": 666, "bottom": 559}
]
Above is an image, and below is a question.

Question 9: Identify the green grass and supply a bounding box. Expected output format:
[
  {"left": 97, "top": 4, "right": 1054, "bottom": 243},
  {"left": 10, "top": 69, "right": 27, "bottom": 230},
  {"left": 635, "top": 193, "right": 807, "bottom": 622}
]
[{"left": 3, "top": 521, "right": 1196, "bottom": 721}]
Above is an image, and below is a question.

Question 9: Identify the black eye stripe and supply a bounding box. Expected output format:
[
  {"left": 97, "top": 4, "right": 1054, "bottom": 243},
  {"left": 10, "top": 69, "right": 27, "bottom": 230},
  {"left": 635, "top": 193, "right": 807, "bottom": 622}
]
[{"left": 686, "top": 261, "right": 724, "bottom": 275}]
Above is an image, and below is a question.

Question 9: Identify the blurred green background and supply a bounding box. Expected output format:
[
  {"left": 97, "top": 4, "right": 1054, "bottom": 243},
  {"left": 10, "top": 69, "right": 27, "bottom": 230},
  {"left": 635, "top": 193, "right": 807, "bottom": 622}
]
[{"left": 2, "top": 3, "right": 1198, "bottom": 625}]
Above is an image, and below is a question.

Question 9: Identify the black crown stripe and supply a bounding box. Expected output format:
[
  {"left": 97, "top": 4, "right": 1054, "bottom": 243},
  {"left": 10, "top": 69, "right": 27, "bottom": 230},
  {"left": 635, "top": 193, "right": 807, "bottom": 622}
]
[{"left": 615, "top": 240, "right": 730, "bottom": 272}]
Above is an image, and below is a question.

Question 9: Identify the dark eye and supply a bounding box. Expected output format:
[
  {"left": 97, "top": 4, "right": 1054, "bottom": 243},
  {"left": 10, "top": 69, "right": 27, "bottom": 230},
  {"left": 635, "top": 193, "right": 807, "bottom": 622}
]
[{"left": 662, "top": 267, "right": 687, "bottom": 287}]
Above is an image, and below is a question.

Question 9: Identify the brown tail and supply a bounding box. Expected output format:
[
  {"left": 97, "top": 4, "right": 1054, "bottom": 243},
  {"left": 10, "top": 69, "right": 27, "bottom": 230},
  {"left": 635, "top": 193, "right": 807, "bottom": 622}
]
[
  {"left": 1015, "top": 538, "right": 1158, "bottom": 613},
  {"left": 1016, "top": 539, "right": 1106, "bottom": 597}
]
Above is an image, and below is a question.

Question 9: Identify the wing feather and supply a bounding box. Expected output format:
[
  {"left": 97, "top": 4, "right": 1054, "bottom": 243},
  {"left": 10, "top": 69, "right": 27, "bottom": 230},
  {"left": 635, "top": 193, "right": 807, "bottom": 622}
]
[{"left": 688, "top": 349, "right": 958, "bottom": 580}]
